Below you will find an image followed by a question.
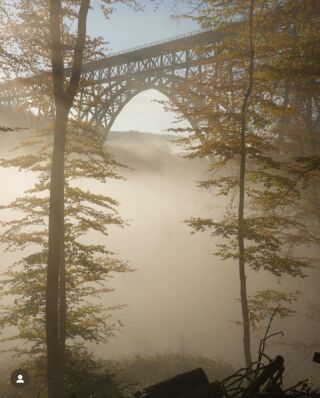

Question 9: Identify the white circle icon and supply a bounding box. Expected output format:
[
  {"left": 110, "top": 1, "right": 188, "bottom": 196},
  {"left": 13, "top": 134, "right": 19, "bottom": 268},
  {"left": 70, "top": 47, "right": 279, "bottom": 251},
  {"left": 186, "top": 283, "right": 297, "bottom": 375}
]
[
  {"left": 16, "top": 374, "right": 25, "bottom": 384},
  {"left": 10, "top": 369, "right": 30, "bottom": 388}
]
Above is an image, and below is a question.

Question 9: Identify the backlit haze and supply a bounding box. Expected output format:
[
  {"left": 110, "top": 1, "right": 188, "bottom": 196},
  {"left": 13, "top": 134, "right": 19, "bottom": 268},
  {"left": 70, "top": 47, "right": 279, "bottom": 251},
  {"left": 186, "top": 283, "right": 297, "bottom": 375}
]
[
  {"left": 87, "top": 1, "right": 320, "bottom": 373},
  {"left": 0, "top": 1, "right": 319, "bottom": 384}
]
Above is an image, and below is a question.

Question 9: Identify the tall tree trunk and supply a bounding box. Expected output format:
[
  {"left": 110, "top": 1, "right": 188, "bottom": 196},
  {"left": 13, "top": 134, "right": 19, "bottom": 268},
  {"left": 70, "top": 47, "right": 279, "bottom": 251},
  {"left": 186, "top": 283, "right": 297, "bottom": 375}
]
[
  {"left": 306, "top": 95, "right": 320, "bottom": 221},
  {"left": 59, "top": 230, "right": 67, "bottom": 375},
  {"left": 46, "top": 1, "right": 90, "bottom": 397},
  {"left": 46, "top": 100, "right": 69, "bottom": 398},
  {"left": 238, "top": 0, "right": 255, "bottom": 368}
]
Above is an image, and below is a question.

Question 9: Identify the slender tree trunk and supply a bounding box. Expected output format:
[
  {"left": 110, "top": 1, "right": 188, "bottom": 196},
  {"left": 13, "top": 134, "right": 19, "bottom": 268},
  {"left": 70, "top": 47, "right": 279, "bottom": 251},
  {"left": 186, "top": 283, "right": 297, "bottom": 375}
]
[
  {"left": 278, "top": 83, "right": 289, "bottom": 149},
  {"left": 46, "top": 101, "right": 69, "bottom": 398},
  {"left": 238, "top": 0, "right": 255, "bottom": 368},
  {"left": 46, "top": 1, "right": 90, "bottom": 397},
  {"left": 59, "top": 229, "right": 67, "bottom": 374},
  {"left": 306, "top": 95, "right": 320, "bottom": 221}
]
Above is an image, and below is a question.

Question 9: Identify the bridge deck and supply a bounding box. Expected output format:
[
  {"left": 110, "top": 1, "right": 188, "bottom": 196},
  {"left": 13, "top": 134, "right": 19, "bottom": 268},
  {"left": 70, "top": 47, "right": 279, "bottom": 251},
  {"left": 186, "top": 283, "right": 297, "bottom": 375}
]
[
  {"left": 81, "top": 29, "right": 221, "bottom": 72},
  {"left": 0, "top": 29, "right": 220, "bottom": 91},
  {"left": 0, "top": 29, "right": 221, "bottom": 129}
]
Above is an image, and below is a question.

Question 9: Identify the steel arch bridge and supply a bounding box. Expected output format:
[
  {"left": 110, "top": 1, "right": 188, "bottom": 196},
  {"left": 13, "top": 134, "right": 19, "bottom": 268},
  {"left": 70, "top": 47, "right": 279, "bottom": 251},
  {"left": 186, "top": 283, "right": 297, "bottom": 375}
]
[{"left": 0, "top": 29, "right": 221, "bottom": 132}]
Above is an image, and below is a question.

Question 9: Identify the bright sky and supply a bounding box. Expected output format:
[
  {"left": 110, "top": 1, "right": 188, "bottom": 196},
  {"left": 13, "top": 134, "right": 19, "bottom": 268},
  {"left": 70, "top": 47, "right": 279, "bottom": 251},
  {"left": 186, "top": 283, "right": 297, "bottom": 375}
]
[
  {"left": 88, "top": 1, "right": 198, "bottom": 52},
  {"left": 87, "top": 0, "right": 198, "bottom": 133}
]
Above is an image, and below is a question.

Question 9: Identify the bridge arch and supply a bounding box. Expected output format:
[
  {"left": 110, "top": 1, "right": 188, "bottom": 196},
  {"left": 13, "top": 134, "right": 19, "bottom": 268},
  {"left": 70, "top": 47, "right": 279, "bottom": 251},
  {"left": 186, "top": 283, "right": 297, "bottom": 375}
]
[
  {"left": 84, "top": 73, "right": 201, "bottom": 132},
  {"left": 0, "top": 29, "right": 219, "bottom": 137},
  {"left": 107, "top": 87, "right": 198, "bottom": 133}
]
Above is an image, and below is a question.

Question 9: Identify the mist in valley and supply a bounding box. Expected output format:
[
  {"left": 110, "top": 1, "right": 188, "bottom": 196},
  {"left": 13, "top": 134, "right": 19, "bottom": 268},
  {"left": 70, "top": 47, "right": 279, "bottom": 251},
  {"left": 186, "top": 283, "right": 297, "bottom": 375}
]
[
  {"left": 0, "top": 1, "right": 319, "bottom": 397},
  {"left": 0, "top": 105, "right": 319, "bottom": 384},
  {"left": 89, "top": 131, "right": 320, "bottom": 379}
]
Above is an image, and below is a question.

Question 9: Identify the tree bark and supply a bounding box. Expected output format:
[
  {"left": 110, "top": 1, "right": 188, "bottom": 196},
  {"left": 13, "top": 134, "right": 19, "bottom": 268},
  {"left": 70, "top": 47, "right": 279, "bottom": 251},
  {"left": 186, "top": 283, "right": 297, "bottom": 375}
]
[
  {"left": 46, "top": 1, "right": 90, "bottom": 397},
  {"left": 46, "top": 100, "right": 69, "bottom": 398},
  {"left": 59, "top": 228, "right": 66, "bottom": 374},
  {"left": 238, "top": 0, "right": 255, "bottom": 368}
]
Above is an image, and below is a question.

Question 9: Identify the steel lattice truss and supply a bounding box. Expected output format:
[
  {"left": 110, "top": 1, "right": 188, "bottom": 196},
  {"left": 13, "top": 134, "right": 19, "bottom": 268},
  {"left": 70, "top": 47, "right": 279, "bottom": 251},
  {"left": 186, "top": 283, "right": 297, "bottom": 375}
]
[{"left": 0, "top": 30, "right": 221, "bottom": 131}]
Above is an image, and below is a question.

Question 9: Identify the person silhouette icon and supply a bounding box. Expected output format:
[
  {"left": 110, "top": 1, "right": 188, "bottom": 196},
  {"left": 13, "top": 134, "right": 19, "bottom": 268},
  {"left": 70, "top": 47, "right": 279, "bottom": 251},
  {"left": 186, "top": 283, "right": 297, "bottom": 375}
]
[
  {"left": 16, "top": 374, "right": 25, "bottom": 384},
  {"left": 10, "top": 368, "right": 30, "bottom": 388}
]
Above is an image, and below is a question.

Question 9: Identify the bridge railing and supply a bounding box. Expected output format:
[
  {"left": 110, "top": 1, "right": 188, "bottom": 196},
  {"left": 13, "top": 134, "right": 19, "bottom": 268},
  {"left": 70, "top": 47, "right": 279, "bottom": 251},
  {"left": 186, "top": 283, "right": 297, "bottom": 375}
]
[
  {"left": 106, "top": 28, "right": 214, "bottom": 58},
  {"left": 0, "top": 28, "right": 216, "bottom": 94}
]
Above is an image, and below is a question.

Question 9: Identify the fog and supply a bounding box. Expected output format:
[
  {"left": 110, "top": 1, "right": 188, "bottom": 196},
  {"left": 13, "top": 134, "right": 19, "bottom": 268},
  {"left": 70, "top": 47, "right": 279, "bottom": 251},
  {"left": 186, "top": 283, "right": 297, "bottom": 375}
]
[
  {"left": 90, "top": 131, "right": 319, "bottom": 376},
  {"left": 0, "top": 109, "right": 319, "bottom": 380}
]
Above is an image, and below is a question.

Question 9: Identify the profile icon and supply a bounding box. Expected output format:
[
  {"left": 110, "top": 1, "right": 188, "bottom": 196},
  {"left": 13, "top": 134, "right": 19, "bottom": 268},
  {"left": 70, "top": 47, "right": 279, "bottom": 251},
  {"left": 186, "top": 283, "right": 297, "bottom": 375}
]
[
  {"left": 16, "top": 374, "right": 25, "bottom": 384},
  {"left": 10, "top": 369, "right": 30, "bottom": 388}
]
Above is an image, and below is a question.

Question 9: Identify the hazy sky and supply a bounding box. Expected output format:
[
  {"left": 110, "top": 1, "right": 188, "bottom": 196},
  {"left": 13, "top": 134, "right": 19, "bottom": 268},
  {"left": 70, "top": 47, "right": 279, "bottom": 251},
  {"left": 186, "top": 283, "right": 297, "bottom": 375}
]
[
  {"left": 88, "top": 1, "right": 198, "bottom": 52},
  {"left": 87, "top": 1, "right": 198, "bottom": 133}
]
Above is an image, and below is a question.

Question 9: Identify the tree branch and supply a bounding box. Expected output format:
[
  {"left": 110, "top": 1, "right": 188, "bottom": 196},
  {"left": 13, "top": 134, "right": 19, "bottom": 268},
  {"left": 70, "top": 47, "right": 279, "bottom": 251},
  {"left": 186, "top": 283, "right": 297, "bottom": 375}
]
[
  {"left": 49, "top": 0, "right": 64, "bottom": 99},
  {"left": 66, "top": 0, "right": 90, "bottom": 102}
]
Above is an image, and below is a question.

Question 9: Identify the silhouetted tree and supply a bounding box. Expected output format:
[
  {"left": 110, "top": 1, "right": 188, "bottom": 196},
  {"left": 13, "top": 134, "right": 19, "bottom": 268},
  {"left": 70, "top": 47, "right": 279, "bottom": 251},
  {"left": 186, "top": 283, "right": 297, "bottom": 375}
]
[
  {"left": 1, "top": 1, "right": 137, "bottom": 396},
  {"left": 47, "top": 3, "right": 90, "bottom": 395},
  {"left": 168, "top": 0, "right": 319, "bottom": 366},
  {"left": 0, "top": 121, "right": 130, "bottom": 397}
]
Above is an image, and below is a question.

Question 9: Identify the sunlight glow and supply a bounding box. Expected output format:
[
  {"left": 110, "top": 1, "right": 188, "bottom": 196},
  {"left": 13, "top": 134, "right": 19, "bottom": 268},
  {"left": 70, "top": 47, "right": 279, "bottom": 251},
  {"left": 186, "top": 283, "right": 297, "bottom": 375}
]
[{"left": 110, "top": 89, "right": 190, "bottom": 134}]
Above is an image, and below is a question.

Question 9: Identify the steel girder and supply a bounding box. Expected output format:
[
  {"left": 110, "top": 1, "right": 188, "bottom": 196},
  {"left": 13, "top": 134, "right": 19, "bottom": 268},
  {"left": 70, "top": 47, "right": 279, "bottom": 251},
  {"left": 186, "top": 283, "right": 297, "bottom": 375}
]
[{"left": 0, "top": 30, "right": 219, "bottom": 130}]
